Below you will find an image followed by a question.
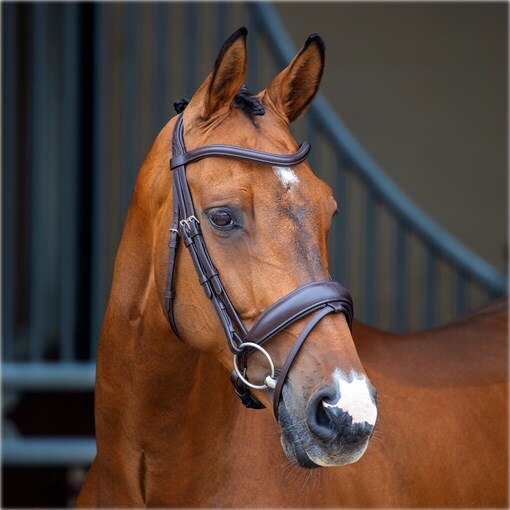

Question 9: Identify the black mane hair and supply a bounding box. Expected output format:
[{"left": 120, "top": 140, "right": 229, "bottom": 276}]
[{"left": 173, "top": 85, "right": 265, "bottom": 117}]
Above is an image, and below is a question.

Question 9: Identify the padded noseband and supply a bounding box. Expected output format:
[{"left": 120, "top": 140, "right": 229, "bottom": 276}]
[{"left": 164, "top": 114, "right": 354, "bottom": 420}]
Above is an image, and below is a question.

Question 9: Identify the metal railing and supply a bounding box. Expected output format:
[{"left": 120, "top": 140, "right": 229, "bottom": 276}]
[
  {"left": 2, "top": 2, "right": 506, "bottom": 465},
  {"left": 251, "top": 3, "right": 506, "bottom": 328}
]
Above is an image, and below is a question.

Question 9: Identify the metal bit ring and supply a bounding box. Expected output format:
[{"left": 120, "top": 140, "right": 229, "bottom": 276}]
[{"left": 233, "top": 342, "right": 277, "bottom": 390}]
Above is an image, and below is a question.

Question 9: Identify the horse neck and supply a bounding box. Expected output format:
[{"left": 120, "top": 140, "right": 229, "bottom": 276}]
[{"left": 94, "top": 120, "right": 238, "bottom": 464}]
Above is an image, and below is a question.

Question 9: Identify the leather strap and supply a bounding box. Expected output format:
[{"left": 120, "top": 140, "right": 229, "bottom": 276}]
[
  {"left": 272, "top": 305, "right": 336, "bottom": 417},
  {"left": 235, "top": 280, "right": 353, "bottom": 389},
  {"left": 233, "top": 280, "right": 352, "bottom": 420},
  {"left": 245, "top": 281, "right": 353, "bottom": 345},
  {"left": 170, "top": 141, "right": 311, "bottom": 170},
  {"left": 166, "top": 115, "right": 248, "bottom": 353}
]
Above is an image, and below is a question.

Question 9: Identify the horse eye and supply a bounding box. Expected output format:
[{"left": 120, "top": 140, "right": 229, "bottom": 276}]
[{"left": 207, "top": 208, "right": 236, "bottom": 230}]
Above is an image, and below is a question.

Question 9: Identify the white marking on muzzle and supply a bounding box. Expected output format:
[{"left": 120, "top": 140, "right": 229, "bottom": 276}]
[
  {"left": 323, "top": 369, "right": 377, "bottom": 426},
  {"left": 273, "top": 166, "right": 299, "bottom": 190}
]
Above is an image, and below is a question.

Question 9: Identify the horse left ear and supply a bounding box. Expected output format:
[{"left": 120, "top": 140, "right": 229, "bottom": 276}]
[
  {"left": 187, "top": 27, "right": 248, "bottom": 120},
  {"left": 263, "top": 34, "right": 325, "bottom": 123}
]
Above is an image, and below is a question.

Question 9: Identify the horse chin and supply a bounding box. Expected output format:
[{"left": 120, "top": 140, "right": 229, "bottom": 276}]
[
  {"left": 307, "top": 441, "right": 370, "bottom": 467},
  {"left": 278, "top": 402, "right": 320, "bottom": 469},
  {"left": 280, "top": 435, "right": 319, "bottom": 469}
]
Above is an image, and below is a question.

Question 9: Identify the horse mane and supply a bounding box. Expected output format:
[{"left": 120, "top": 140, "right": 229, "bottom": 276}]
[{"left": 173, "top": 85, "right": 265, "bottom": 117}]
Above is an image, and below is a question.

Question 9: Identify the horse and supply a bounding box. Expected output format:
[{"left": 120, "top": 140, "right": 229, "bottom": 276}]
[{"left": 76, "top": 28, "right": 508, "bottom": 507}]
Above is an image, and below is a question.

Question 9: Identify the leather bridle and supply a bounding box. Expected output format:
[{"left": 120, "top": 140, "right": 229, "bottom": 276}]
[{"left": 164, "top": 114, "right": 354, "bottom": 420}]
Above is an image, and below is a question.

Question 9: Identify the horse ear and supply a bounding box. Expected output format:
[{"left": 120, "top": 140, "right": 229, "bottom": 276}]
[
  {"left": 188, "top": 27, "right": 248, "bottom": 120},
  {"left": 263, "top": 34, "right": 325, "bottom": 123}
]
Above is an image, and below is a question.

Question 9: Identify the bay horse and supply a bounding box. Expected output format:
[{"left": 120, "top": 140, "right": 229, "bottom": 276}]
[{"left": 76, "top": 28, "right": 508, "bottom": 507}]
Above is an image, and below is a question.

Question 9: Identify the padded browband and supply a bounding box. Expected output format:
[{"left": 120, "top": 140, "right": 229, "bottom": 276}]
[
  {"left": 171, "top": 141, "right": 311, "bottom": 170},
  {"left": 245, "top": 281, "right": 353, "bottom": 345}
]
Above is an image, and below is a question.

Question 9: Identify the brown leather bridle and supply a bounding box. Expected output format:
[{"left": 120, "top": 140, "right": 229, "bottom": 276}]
[{"left": 164, "top": 114, "right": 354, "bottom": 420}]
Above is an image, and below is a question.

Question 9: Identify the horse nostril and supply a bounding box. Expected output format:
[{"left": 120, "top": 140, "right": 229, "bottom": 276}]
[
  {"left": 307, "top": 387, "right": 375, "bottom": 444},
  {"left": 307, "top": 388, "right": 338, "bottom": 441},
  {"left": 314, "top": 401, "right": 335, "bottom": 437}
]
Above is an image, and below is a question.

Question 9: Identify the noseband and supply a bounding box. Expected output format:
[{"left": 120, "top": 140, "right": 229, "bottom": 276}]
[{"left": 164, "top": 114, "right": 354, "bottom": 420}]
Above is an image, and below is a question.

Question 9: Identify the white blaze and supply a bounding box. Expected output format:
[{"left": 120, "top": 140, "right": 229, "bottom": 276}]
[
  {"left": 323, "top": 369, "right": 377, "bottom": 426},
  {"left": 273, "top": 166, "right": 299, "bottom": 189}
]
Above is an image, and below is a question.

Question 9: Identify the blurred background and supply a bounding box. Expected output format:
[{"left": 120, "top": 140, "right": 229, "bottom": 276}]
[{"left": 2, "top": 2, "right": 507, "bottom": 507}]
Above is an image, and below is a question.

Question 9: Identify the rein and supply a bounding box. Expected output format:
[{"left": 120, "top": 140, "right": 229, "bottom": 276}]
[{"left": 164, "top": 114, "right": 354, "bottom": 420}]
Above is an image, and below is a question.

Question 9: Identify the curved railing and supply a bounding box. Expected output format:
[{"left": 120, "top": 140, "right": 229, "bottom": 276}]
[
  {"left": 254, "top": 3, "right": 506, "bottom": 294},
  {"left": 2, "top": 2, "right": 506, "bottom": 466},
  {"left": 251, "top": 3, "right": 506, "bottom": 329}
]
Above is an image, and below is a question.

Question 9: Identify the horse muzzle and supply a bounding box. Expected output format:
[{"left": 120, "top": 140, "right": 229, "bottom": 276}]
[{"left": 278, "top": 372, "right": 377, "bottom": 468}]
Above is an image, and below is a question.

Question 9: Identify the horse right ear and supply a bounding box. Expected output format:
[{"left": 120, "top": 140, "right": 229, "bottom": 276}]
[
  {"left": 186, "top": 27, "right": 248, "bottom": 121},
  {"left": 263, "top": 34, "right": 325, "bottom": 123}
]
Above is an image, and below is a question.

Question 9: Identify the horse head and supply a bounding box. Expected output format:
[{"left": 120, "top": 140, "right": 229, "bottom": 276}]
[{"left": 155, "top": 27, "right": 377, "bottom": 468}]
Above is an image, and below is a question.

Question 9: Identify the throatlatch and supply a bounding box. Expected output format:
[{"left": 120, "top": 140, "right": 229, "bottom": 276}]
[{"left": 165, "top": 113, "right": 354, "bottom": 419}]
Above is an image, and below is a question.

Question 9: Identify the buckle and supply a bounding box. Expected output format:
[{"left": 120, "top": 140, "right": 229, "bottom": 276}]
[{"left": 179, "top": 215, "right": 200, "bottom": 233}]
